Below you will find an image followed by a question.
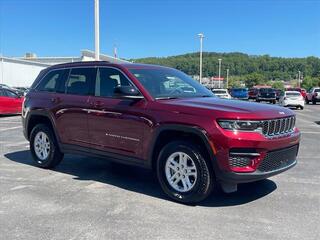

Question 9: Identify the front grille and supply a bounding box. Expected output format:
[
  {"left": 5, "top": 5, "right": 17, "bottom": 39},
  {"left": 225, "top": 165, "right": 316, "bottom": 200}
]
[
  {"left": 257, "top": 145, "right": 298, "bottom": 172},
  {"left": 261, "top": 116, "right": 295, "bottom": 137}
]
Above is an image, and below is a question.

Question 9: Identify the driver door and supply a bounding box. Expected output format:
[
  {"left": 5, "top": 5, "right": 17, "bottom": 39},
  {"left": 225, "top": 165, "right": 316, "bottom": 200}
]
[{"left": 87, "top": 67, "right": 148, "bottom": 159}]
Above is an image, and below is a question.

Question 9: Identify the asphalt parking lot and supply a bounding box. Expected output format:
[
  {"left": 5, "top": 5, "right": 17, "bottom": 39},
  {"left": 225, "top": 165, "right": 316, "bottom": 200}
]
[{"left": 0, "top": 104, "right": 319, "bottom": 240}]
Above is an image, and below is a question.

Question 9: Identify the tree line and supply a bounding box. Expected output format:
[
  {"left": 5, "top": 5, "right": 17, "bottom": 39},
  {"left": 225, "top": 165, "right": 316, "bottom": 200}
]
[{"left": 132, "top": 52, "right": 320, "bottom": 89}]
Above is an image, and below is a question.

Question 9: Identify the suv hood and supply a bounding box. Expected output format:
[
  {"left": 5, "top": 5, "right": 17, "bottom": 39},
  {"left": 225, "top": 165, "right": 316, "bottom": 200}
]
[{"left": 159, "top": 97, "right": 294, "bottom": 119}]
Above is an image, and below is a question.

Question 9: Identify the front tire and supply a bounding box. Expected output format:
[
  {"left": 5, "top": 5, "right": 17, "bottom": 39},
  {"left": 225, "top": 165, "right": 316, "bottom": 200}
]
[
  {"left": 30, "top": 124, "right": 64, "bottom": 169},
  {"left": 156, "top": 141, "right": 214, "bottom": 203},
  {"left": 312, "top": 98, "right": 317, "bottom": 105}
]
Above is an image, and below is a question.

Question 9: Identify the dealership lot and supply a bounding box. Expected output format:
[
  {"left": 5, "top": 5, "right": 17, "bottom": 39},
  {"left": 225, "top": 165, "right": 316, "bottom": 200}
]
[{"left": 0, "top": 105, "right": 319, "bottom": 240}]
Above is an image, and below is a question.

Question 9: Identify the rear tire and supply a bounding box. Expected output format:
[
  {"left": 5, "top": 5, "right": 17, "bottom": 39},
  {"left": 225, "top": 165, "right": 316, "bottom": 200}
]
[
  {"left": 30, "top": 124, "right": 64, "bottom": 169},
  {"left": 156, "top": 141, "right": 214, "bottom": 203}
]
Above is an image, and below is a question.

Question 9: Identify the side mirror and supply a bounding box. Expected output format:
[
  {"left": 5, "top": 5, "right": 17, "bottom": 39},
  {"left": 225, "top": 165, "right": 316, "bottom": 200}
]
[{"left": 113, "top": 86, "right": 143, "bottom": 99}]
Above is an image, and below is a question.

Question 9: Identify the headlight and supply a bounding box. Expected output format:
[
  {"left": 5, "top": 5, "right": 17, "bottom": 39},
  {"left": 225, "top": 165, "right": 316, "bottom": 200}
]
[{"left": 218, "top": 120, "right": 262, "bottom": 132}]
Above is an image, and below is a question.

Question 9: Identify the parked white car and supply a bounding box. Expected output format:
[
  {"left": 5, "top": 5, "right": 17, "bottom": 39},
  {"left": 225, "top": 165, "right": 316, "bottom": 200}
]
[
  {"left": 279, "top": 91, "right": 304, "bottom": 109},
  {"left": 211, "top": 89, "right": 231, "bottom": 99}
]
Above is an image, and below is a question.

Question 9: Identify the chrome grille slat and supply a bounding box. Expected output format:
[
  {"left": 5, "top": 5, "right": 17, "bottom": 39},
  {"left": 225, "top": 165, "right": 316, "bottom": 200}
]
[{"left": 261, "top": 116, "right": 296, "bottom": 137}]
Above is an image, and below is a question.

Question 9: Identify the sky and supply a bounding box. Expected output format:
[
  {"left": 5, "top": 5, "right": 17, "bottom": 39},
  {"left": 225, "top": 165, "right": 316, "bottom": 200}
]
[{"left": 0, "top": 0, "right": 319, "bottom": 59}]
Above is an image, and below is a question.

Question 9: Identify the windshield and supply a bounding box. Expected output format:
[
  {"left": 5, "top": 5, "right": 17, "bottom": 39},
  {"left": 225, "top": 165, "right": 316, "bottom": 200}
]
[
  {"left": 286, "top": 92, "right": 301, "bottom": 96},
  {"left": 260, "top": 88, "right": 275, "bottom": 93},
  {"left": 129, "top": 68, "right": 214, "bottom": 99}
]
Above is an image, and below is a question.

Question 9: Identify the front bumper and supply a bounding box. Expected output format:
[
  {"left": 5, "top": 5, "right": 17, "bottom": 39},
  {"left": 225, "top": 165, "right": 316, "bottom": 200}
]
[
  {"left": 208, "top": 125, "right": 300, "bottom": 184},
  {"left": 217, "top": 145, "right": 298, "bottom": 183}
]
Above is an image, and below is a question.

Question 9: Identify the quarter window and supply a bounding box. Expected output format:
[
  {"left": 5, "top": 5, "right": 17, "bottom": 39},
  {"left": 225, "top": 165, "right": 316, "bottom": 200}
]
[
  {"left": 37, "top": 69, "right": 69, "bottom": 93},
  {"left": 66, "top": 68, "right": 97, "bottom": 96}
]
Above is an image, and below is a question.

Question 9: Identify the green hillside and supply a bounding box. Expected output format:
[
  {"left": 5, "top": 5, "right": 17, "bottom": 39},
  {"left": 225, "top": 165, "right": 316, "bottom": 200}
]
[{"left": 132, "top": 52, "right": 320, "bottom": 89}]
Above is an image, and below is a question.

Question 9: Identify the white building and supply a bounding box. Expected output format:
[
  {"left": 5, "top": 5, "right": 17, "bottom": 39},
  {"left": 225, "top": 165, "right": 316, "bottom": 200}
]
[{"left": 0, "top": 50, "right": 130, "bottom": 87}]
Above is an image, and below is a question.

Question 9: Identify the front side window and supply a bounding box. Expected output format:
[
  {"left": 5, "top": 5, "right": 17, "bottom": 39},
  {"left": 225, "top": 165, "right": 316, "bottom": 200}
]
[
  {"left": 128, "top": 68, "right": 213, "bottom": 99},
  {"left": 37, "top": 69, "right": 68, "bottom": 93},
  {"left": 95, "top": 68, "right": 132, "bottom": 97},
  {"left": 66, "top": 68, "right": 97, "bottom": 96}
]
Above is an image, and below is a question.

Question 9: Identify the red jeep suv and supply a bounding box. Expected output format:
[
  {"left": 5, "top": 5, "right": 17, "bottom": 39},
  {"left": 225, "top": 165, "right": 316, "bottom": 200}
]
[{"left": 22, "top": 61, "right": 300, "bottom": 203}]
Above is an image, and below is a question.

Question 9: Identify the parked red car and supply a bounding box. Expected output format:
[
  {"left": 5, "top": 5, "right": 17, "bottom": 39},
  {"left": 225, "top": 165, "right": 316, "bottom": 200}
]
[
  {"left": 0, "top": 87, "right": 24, "bottom": 115},
  {"left": 22, "top": 61, "right": 300, "bottom": 203},
  {"left": 286, "top": 88, "right": 306, "bottom": 99},
  {"left": 248, "top": 88, "right": 258, "bottom": 100}
]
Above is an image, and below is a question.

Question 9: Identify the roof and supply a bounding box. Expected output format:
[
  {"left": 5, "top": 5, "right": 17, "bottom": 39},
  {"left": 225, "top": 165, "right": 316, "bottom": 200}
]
[{"left": 45, "top": 61, "right": 172, "bottom": 71}]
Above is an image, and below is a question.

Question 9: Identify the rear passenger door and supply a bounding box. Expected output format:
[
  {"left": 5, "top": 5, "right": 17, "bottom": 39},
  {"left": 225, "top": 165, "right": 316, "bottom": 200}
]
[{"left": 55, "top": 67, "right": 97, "bottom": 147}]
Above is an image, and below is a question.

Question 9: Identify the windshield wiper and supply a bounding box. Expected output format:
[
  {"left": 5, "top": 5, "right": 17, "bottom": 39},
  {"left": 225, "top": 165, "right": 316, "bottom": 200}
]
[{"left": 156, "top": 97, "right": 180, "bottom": 100}]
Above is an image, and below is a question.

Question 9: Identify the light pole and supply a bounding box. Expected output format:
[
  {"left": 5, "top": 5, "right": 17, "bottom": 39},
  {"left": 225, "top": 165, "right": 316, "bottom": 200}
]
[
  {"left": 226, "top": 68, "right": 229, "bottom": 89},
  {"left": 197, "top": 33, "right": 204, "bottom": 85},
  {"left": 298, "top": 71, "right": 301, "bottom": 87},
  {"left": 218, "top": 58, "right": 222, "bottom": 88},
  {"left": 94, "top": 0, "right": 100, "bottom": 61}
]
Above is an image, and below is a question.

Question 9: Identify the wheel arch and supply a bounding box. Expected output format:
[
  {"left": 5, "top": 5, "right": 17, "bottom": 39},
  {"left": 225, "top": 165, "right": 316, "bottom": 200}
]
[
  {"left": 148, "top": 125, "right": 217, "bottom": 174},
  {"left": 26, "top": 112, "right": 60, "bottom": 145}
]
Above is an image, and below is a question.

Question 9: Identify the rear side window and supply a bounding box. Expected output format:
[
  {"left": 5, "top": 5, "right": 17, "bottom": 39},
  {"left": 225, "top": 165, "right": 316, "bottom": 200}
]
[
  {"left": 0, "top": 89, "right": 5, "bottom": 96},
  {"left": 66, "top": 68, "right": 97, "bottom": 96},
  {"left": 37, "top": 69, "right": 69, "bottom": 93}
]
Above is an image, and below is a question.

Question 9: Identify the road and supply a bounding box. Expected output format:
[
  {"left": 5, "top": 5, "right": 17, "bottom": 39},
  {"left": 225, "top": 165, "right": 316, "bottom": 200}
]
[{"left": 0, "top": 104, "right": 319, "bottom": 240}]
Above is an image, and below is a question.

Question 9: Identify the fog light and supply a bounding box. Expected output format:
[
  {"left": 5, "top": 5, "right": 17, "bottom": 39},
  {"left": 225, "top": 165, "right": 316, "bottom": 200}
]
[{"left": 229, "top": 151, "right": 261, "bottom": 172}]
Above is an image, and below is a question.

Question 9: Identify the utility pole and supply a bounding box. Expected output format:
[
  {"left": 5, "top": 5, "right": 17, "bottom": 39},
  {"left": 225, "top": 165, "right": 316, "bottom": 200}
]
[
  {"left": 94, "top": 0, "right": 100, "bottom": 61},
  {"left": 298, "top": 70, "right": 301, "bottom": 87},
  {"left": 218, "top": 59, "right": 222, "bottom": 88},
  {"left": 226, "top": 68, "right": 229, "bottom": 89},
  {"left": 197, "top": 33, "right": 204, "bottom": 85}
]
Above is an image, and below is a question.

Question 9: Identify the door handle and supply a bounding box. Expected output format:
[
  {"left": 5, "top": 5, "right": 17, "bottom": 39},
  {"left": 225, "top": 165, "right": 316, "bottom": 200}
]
[
  {"left": 92, "top": 101, "right": 104, "bottom": 108},
  {"left": 51, "top": 97, "right": 61, "bottom": 104}
]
